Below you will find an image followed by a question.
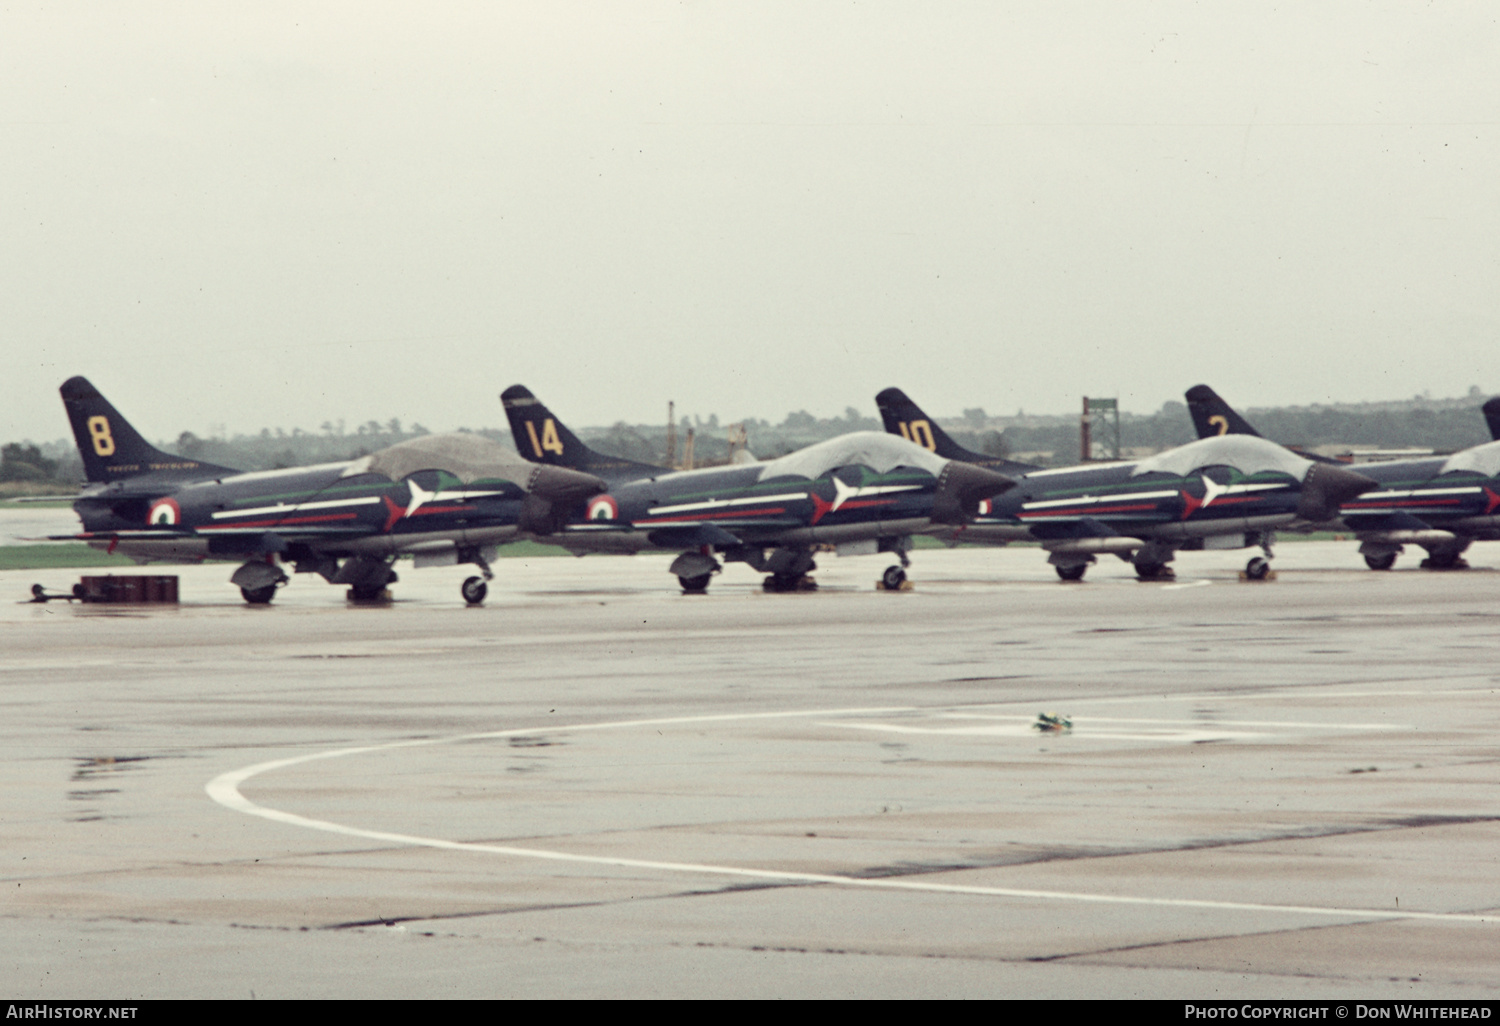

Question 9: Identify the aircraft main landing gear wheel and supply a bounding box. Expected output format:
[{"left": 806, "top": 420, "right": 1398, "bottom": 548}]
[
  {"left": 461, "top": 576, "right": 488, "bottom": 605},
  {"left": 763, "top": 573, "right": 817, "bottom": 593},
  {"left": 240, "top": 585, "right": 276, "bottom": 605},
  {"left": 678, "top": 573, "right": 712, "bottom": 593},
  {"left": 1364, "top": 552, "right": 1397, "bottom": 571},
  {"left": 1055, "top": 564, "right": 1087, "bottom": 582},
  {"left": 1134, "top": 562, "right": 1175, "bottom": 581},
  {"left": 881, "top": 565, "right": 907, "bottom": 590},
  {"left": 1420, "top": 552, "right": 1469, "bottom": 570},
  {"left": 1245, "top": 556, "right": 1271, "bottom": 581}
]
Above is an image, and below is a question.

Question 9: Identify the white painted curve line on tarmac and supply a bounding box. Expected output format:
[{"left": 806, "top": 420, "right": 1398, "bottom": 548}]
[
  {"left": 1161, "top": 579, "right": 1212, "bottom": 590},
  {"left": 205, "top": 707, "right": 1494, "bottom": 926}
]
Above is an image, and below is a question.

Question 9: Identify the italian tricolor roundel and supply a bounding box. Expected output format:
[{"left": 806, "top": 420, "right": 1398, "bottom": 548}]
[
  {"left": 587, "top": 495, "right": 619, "bottom": 521},
  {"left": 147, "top": 497, "right": 181, "bottom": 525}
]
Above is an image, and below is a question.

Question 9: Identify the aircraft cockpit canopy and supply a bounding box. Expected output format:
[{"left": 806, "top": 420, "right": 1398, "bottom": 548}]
[
  {"left": 1439, "top": 439, "right": 1500, "bottom": 479},
  {"left": 757, "top": 431, "right": 949, "bottom": 481},
  {"left": 342, "top": 432, "right": 535, "bottom": 485},
  {"left": 1129, "top": 435, "right": 1314, "bottom": 481}
]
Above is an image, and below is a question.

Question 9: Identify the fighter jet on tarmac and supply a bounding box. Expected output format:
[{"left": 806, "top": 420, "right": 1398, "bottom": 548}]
[
  {"left": 878, "top": 387, "right": 1378, "bottom": 581},
  {"left": 1185, "top": 383, "right": 1500, "bottom": 571},
  {"left": 51, "top": 377, "right": 605, "bottom": 604},
  {"left": 501, "top": 385, "right": 1015, "bottom": 592}
]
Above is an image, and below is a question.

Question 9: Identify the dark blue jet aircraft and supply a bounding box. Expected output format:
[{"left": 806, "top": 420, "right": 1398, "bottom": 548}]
[
  {"left": 500, "top": 385, "right": 1015, "bottom": 592},
  {"left": 52, "top": 377, "right": 605, "bottom": 604},
  {"left": 1185, "top": 384, "right": 1500, "bottom": 570},
  {"left": 877, "top": 387, "right": 1377, "bottom": 581}
]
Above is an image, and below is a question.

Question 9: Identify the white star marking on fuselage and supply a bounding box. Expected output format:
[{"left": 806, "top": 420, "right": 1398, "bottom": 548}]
[
  {"left": 830, "top": 477, "right": 922, "bottom": 512},
  {"left": 1199, "top": 475, "right": 1228, "bottom": 509},
  {"left": 405, "top": 479, "right": 435, "bottom": 518}
]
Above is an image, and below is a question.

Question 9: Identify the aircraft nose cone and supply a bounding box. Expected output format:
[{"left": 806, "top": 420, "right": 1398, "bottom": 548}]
[
  {"left": 931, "top": 461, "right": 1016, "bottom": 525},
  {"left": 1295, "top": 461, "right": 1378, "bottom": 522},
  {"left": 525, "top": 464, "right": 607, "bottom": 506}
]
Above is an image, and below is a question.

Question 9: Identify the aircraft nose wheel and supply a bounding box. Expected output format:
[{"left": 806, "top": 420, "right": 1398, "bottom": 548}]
[
  {"left": 461, "top": 576, "right": 488, "bottom": 605},
  {"left": 881, "top": 565, "right": 907, "bottom": 590},
  {"left": 1245, "top": 556, "right": 1271, "bottom": 580}
]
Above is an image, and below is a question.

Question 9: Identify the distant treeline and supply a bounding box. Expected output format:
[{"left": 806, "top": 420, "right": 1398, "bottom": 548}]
[{"left": 3, "top": 392, "right": 1496, "bottom": 492}]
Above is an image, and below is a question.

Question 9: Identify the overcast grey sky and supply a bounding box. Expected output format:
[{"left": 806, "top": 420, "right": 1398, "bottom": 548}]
[{"left": 3, "top": 2, "right": 1496, "bottom": 445}]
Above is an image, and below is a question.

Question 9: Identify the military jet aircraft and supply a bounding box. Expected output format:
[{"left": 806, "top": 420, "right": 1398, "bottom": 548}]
[
  {"left": 1185, "top": 383, "right": 1500, "bottom": 571},
  {"left": 878, "top": 387, "right": 1378, "bottom": 581},
  {"left": 52, "top": 377, "right": 605, "bottom": 604},
  {"left": 501, "top": 385, "right": 1015, "bottom": 592}
]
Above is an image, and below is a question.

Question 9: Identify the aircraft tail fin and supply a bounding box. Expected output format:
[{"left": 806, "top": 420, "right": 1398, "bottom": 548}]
[
  {"left": 59, "top": 376, "right": 236, "bottom": 484},
  {"left": 1185, "top": 383, "right": 1349, "bottom": 465},
  {"left": 1184, "top": 384, "right": 1262, "bottom": 439},
  {"left": 1483, "top": 397, "right": 1500, "bottom": 442},
  {"left": 500, "top": 385, "right": 666, "bottom": 483},
  {"left": 875, "top": 387, "right": 1040, "bottom": 474}
]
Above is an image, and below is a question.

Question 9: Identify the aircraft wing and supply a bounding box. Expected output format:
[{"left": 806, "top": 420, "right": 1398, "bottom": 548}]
[
  {"left": 562, "top": 517, "right": 809, "bottom": 549},
  {"left": 49, "top": 525, "right": 384, "bottom": 555},
  {"left": 1017, "top": 511, "right": 1177, "bottom": 534},
  {"left": 52, "top": 526, "right": 380, "bottom": 541},
  {"left": 1338, "top": 510, "right": 1434, "bottom": 532}
]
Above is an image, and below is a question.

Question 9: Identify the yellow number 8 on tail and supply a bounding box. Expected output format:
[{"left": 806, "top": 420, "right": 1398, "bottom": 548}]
[{"left": 87, "top": 416, "right": 116, "bottom": 456}]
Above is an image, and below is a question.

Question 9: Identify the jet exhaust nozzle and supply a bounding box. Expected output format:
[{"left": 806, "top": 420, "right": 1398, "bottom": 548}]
[
  {"left": 526, "top": 464, "right": 608, "bottom": 507},
  {"left": 519, "top": 465, "right": 607, "bottom": 535},
  {"left": 931, "top": 462, "right": 1015, "bottom": 525},
  {"left": 1296, "top": 462, "right": 1378, "bottom": 523}
]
